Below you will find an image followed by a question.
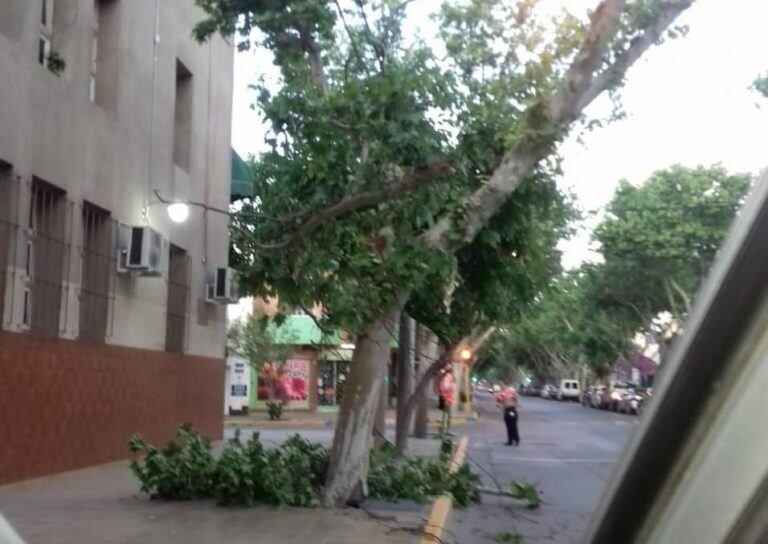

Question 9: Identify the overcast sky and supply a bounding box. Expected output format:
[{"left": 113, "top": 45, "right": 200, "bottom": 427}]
[{"left": 230, "top": 0, "right": 768, "bottom": 269}]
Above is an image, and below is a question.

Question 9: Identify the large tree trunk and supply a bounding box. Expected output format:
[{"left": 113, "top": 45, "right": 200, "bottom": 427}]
[
  {"left": 395, "top": 313, "right": 415, "bottom": 454},
  {"left": 323, "top": 303, "right": 401, "bottom": 507}
]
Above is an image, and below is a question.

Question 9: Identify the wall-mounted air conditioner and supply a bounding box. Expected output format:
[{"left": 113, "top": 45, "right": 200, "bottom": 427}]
[
  {"left": 117, "top": 225, "right": 166, "bottom": 277},
  {"left": 206, "top": 267, "right": 239, "bottom": 304}
]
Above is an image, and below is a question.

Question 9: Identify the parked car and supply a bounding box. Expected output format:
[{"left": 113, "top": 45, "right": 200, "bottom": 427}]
[
  {"left": 606, "top": 381, "right": 638, "bottom": 411},
  {"left": 556, "top": 379, "right": 580, "bottom": 401},
  {"left": 540, "top": 384, "right": 557, "bottom": 399},
  {"left": 527, "top": 384, "right": 543, "bottom": 396}
]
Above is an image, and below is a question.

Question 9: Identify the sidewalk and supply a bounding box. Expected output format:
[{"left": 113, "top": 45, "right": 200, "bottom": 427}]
[
  {"left": 224, "top": 407, "right": 479, "bottom": 430},
  {"left": 0, "top": 432, "right": 441, "bottom": 544}
]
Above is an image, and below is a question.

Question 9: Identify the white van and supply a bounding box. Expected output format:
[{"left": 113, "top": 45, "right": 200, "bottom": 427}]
[{"left": 557, "top": 379, "right": 580, "bottom": 401}]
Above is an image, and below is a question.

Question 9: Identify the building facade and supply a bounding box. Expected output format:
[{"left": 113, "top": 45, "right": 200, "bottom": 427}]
[{"left": 0, "top": 0, "right": 233, "bottom": 484}]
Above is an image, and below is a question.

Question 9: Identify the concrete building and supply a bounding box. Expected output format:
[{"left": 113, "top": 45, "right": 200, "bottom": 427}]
[{"left": 0, "top": 0, "right": 233, "bottom": 484}]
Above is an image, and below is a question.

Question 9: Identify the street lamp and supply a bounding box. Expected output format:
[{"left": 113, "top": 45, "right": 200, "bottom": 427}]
[
  {"left": 460, "top": 347, "right": 473, "bottom": 361},
  {"left": 167, "top": 202, "right": 190, "bottom": 223}
]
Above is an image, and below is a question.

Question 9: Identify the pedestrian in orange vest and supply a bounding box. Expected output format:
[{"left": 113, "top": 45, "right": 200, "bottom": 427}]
[
  {"left": 495, "top": 382, "right": 520, "bottom": 446},
  {"left": 437, "top": 365, "right": 456, "bottom": 436}
]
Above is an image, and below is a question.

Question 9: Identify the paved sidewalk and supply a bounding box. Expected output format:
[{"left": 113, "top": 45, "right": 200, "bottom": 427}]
[
  {"left": 0, "top": 431, "right": 440, "bottom": 544},
  {"left": 225, "top": 407, "right": 478, "bottom": 430}
]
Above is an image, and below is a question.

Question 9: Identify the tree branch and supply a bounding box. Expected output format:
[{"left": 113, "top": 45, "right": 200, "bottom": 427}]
[
  {"left": 574, "top": 0, "right": 694, "bottom": 113},
  {"left": 423, "top": 0, "right": 693, "bottom": 254},
  {"left": 548, "top": 0, "right": 627, "bottom": 124},
  {"left": 271, "top": 160, "right": 452, "bottom": 250},
  {"left": 334, "top": 0, "right": 367, "bottom": 70}
]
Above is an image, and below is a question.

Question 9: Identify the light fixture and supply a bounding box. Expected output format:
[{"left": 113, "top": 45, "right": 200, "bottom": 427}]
[
  {"left": 460, "top": 348, "right": 473, "bottom": 361},
  {"left": 167, "top": 202, "right": 190, "bottom": 223}
]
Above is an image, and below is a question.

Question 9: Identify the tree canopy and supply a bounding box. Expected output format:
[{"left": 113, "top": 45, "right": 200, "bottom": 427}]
[
  {"left": 194, "top": 0, "right": 696, "bottom": 505},
  {"left": 481, "top": 165, "right": 751, "bottom": 380}
]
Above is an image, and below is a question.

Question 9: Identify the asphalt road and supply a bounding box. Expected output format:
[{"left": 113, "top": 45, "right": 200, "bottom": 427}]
[{"left": 447, "top": 391, "right": 637, "bottom": 544}]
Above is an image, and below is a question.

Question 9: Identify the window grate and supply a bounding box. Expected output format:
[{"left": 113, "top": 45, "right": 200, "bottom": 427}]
[
  {"left": 0, "top": 165, "right": 13, "bottom": 323},
  {"left": 79, "top": 202, "right": 114, "bottom": 342},
  {"left": 28, "top": 178, "right": 67, "bottom": 336},
  {"left": 165, "top": 244, "right": 190, "bottom": 352}
]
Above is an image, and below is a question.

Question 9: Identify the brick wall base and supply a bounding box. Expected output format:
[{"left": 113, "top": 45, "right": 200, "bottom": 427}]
[{"left": 0, "top": 331, "right": 224, "bottom": 485}]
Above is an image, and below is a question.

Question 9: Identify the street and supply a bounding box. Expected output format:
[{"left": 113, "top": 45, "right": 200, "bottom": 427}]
[{"left": 447, "top": 392, "right": 636, "bottom": 544}]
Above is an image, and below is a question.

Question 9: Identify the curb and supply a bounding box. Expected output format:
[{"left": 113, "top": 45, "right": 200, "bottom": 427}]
[
  {"left": 419, "top": 435, "right": 468, "bottom": 544},
  {"left": 426, "top": 411, "right": 480, "bottom": 428},
  {"left": 224, "top": 418, "right": 332, "bottom": 429}
]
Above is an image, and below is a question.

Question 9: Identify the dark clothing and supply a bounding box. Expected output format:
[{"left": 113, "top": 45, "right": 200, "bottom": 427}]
[{"left": 504, "top": 407, "right": 520, "bottom": 445}]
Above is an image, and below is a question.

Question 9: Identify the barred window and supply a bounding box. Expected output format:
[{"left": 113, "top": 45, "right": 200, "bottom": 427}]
[
  {"left": 165, "top": 244, "right": 189, "bottom": 352},
  {"left": 79, "top": 202, "right": 113, "bottom": 342},
  {"left": 0, "top": 165, "right": 12, "bottom": 322},
  {"left": 28, "top": 178, "right": 67, "bottom": 336},
  {"left": 38, "top": 0, "right": 54, "bottom": 66}
]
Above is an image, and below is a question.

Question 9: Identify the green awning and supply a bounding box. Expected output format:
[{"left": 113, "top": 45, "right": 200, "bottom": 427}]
[
  {"left": 268, "top": 315, "right": 399, "bottom": 350},
  {"left": 269, "top": 315, "right": 342, "bottom": 346},
  {"left": 231, "top": 149, "right": 252, "bottom": 201}
]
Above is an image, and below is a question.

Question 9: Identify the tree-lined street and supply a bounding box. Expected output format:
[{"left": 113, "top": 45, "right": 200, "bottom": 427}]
[{"left": 448, "top": 392, "right": 635, "bottom": 543}]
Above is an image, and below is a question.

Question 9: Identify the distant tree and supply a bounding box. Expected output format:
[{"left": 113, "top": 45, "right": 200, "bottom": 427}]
[{"left": 595, "top": 165, "right": 751, "bottom": 322}]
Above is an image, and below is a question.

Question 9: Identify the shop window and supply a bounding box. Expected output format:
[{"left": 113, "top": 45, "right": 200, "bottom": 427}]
[
  {"left": 165, "top": 244, "right": 189, "bottom": 352},
  {"left": 79, "top": 202, "right": 113, "bottom": 342},
  {"left": 257, "top": 359, "right": 310, "bottom": 408},
  {"left": 29, "top": 178, "right": 67, "bottom": 336},
  {"left": 318, "top": 360, "right": 350, "bottom": 407}
]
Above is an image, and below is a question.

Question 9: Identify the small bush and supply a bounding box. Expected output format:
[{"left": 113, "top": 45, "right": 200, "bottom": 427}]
[
  {"left": 509, "top": 480, "right": 541, "bottom": 510},
  {"left": 493, "top": 531, "right": 523, "bottom": 543},
  {"left": 367, "top": 443, "right": 480, "bottom": 506},
  {"left": 129, "top": 424, "right": 216, "bottom": 500},
  {"left": 130, "top": 428, "right": 479, "bottom": 508},
  {"left": 212, "top": 432, "right": 330, "bottom": 507},
  {"left": 266, "top": 401, "right": 284, "bottom": 420}
]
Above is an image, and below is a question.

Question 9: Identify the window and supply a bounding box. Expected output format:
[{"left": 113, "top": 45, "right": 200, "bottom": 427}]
[
  {"left": 38, "top": 0, "right": 54, "bottom": 66},
  {"left": 79, "top": 202, "right": 112, "bottom": 342},
  {"left": 165, "top": 244, "right": 189, "bottom": 352},
  {"left": 28, "top": 178, "right": 67, "bottom": 336},
  {"left": 0, "top": 165, "right": 13, "bottom": 322},
  {"left": 318, "top": 360, "right": 350, "bottom": 407},
  {"left": 90, "top": 0, "right": 118, "bottom": 106},
  {"left": 173, "top": 60, "right": 193, "bottom": 171}
]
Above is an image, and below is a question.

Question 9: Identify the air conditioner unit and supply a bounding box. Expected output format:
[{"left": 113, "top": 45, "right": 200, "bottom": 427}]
[
  {"left": 117, "top": 225, "right": 166, "bottom": 276},
  {"left": 206, "top": 267, "right": 239, "bottom": 304}
]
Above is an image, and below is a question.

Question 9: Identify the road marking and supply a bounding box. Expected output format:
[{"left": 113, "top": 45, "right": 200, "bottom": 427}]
[{"left": 420, "top": 435, "right": 469, "bottom": 544}]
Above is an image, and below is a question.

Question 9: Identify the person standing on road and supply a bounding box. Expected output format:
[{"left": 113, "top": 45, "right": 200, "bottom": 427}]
[
  {"left": 496, "top": 383, "right": 520, "bottom": 446},
  {"left": 437, "top": 365, "right": 456, "bottom": 435}
]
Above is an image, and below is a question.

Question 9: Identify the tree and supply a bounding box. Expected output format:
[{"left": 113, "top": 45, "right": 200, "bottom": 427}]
[
  {"left": 482, "top": 265, "right": 633, "bottom": 380},
  {"left": 595, "top": 165, "right": 751, "bottom": 322},
  {"left": 752, "top": 72, "right": 768, "bottom": 99},
  {"left": 194, "top": 0, "right": 695, "bottom": 505},
  {"left": 487, "top": 165, "right": 751, "bottom": 383}
]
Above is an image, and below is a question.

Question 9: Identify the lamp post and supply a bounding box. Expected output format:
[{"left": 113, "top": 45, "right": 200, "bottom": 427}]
[{"left": 458, "top": 347, "right": 473, "bottom": 412}]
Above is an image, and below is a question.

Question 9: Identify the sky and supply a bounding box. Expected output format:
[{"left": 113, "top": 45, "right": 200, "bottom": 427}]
[{"left": 230, "top": 0, "right": 768, "bottom": 269}]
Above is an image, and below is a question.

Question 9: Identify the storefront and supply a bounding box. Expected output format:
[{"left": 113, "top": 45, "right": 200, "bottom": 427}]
[{"left": 247, "top": 315, "right": 352, "bottom": 412}]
